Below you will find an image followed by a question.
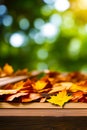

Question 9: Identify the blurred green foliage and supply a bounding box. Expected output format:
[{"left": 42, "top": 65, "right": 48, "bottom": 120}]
[{"left": 0, "top": 0, "right": 87, "bottom": 72}]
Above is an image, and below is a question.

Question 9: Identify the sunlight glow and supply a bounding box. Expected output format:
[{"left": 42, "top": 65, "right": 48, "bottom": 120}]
[
  {"left": 9, "top": 32, "right": 25, "bottom": 47},
  {"left": 78, "top": 0, "right": 87, "bottom": 10},
  {"left": 50, "top": 14, "right": 62, "bottom": 27},
  {"left": 54, "top": 0, "right": 70, "bottom": 12},
  {"left": 62, "top": 12, "right": 75, "bottom": 29},
  {"left": 41, "top": 23, "right": 57, "bottom": 38}
]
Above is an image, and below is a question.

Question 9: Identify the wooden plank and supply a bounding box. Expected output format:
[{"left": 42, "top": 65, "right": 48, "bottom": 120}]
[
  {"left": 0, "top": 102, "right": 87, "bottom": 108},
  {"left": 0, "top": 117, "right": 87, "bottom": 130},
  {"left": 0, "top": 102, "right": 87, "bottom": 117},
  {"left": 0, "top": 108, "right": 87, "bottom": 117}
]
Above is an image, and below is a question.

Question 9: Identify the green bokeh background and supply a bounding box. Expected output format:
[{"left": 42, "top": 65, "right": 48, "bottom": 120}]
[{"left": 0, "top": 0, "right": 87, "bottom": 72}]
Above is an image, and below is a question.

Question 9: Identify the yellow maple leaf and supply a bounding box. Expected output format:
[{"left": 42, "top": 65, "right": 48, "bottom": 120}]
[
  {"left": 47, "top": 90, "right": 72, "bottom": 107},
  {"left": 33, "top": 80, "right": 47, "bottom": 91}
]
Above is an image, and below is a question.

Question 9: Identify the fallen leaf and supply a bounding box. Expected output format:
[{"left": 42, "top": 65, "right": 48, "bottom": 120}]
[
  {"left": 49, "top": 82, "right": 72, "bottom": 94},
  {"left": 6, "top": 92, "right": 28, "bottom": 101},
  {"left": 0, "top": 89, "right": 17, "bottom": 95},
  {"left": 71, "top": 91, "right": 84, "bottom": 102},
  {"left": 3, "top": 64, "right": 14, "bottom": 75},
  {"left": 69, "top": 84, "right": 87, "bottom": 92},
  {"left": 12, "top": 81, "right": 25, "bottom": 91},
  {"left": 21, "top": 93, "right": 41, "bottom": 102},
  {"left": 47, "top": 90, "right": 72, "bottom": 107},
  {"left": 33, "top": 80, "right": 47, "bottom": 91}
]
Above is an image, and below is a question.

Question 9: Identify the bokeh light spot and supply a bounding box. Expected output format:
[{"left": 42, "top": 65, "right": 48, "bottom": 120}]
[
  {"left": 62, "top": 12, "right": 75, "bottom": 29},
  {"left": 68, "top": 38, "right": 81, "bottom": 59},
  {"left": 34, "top": 18, "right": 45, "bottom": 30},
  {"left": 37, "top": 49, "right": 48, "bottom": 59},
  {"left": 34, "top": 33, "right": 45, "bottom": 44},
  {"left": 37, "top": 62, "right": 48, "bottom": 70},
  {"left": 0, "top": 5, "right": 7, "bottom": 16},
  {"left": 9, "top": 32, "right": 26, "bottom": 47},
  {"left": 43, "top": 0, "right": 55, "bottom": 5},
  {"left": 29, "top": 28, "right": 38, "bottom": 39},
  {"left": 41, "top": 23, "right": 57, "bottom": 38},
  {"left": 19, "top": 18, "right": 30, "bottom": 30},
  {"left": 2, "top": 15, "right": 13, "bottom": 27},
  {"left": 49, "top": 14, "right": 62, "bottom": 27},
  {"left": 41, "top": 5, "right": 53, "bottom": 16},
  {"left": 54, "top": 0, "right": 70, "bottom": 12}
]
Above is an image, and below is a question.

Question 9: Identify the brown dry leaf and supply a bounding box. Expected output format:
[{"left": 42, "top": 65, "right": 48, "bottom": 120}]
[
  {"left": 21, "top": 94, "right": 31, "bottom": 102},
  {"left": 39, "top": 88, "right": 51, "bottom": 93},
  {"left": 21, "top": 93, "right": 41, "bottom": 102},
  {"left": 0, "top": 89, "right": 17, "bottom": 95},
  {"left": 76, "top": 80, "right": 87, "bottom": 87},
  {"left": 19, "top": 80, "right": 33, "bottom": 93},
  {"left": 71, "top": 91, "right": 84, "bottom": 102},
  {"left": 0, "top": 68, "right": 5, "bottom": 77},
  {"left": 19, "top": 89, "right": 30, "bottom": 93},
  {"left": 49, "top": 82, "right": 72, "bottom": 94},
  {"left": 40, "top": 97, "right": 46, "bottom": 103},
  {"left": 6, "top": 92, "right": 28, "bottom": 101},
  {"left": 1, "top": 64, "right": 87, "bottom": 105},
  {"left": 14, "top": 68, "right": 29, "bottom": 76},
  {"left": 67, "top": 72, "right": 87, "bottom": 82},
  {"left": 47, "top": 90, "right": 72, "bottom": 107}
]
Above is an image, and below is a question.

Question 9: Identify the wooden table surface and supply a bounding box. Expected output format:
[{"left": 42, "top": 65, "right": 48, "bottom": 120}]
[
  {"left": 0, "top": 102, "right": 87, "bottom": 130},
  {"left": 0, "top": 102, "right": 87, "bottom": 117}
]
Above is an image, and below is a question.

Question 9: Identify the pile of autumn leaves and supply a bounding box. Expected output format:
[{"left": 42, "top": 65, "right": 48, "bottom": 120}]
[{"left": 0, "top": 64, "right": 87, "bottom": 107}]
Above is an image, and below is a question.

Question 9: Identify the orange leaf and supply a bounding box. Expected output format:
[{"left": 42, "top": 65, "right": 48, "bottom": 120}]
[
  {"left": 69, "top": 84, "right": 87, "bottom": 92},
  {"left": 3, "top": 64, "right": 14, "bottom": 75},
  {"left": 33, "top": 80, "right": 47, "bottom": 91}
]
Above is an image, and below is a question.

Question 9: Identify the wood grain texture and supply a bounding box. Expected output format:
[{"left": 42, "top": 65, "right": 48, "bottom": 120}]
[
  {"left": 0, "top": 102, "right": 87, "bottom": 117},
  {"left": 0, "top": 103, "right": 87, "bottom": 129},
  {"left": 0, "top": 102, "right": 87, "bottom": 108},
  {"left": 0, "top": 108, "right": 87, "bottom": 117},
  {"left": 0, "top": 117, "right": 87, "bottom": 130}
]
